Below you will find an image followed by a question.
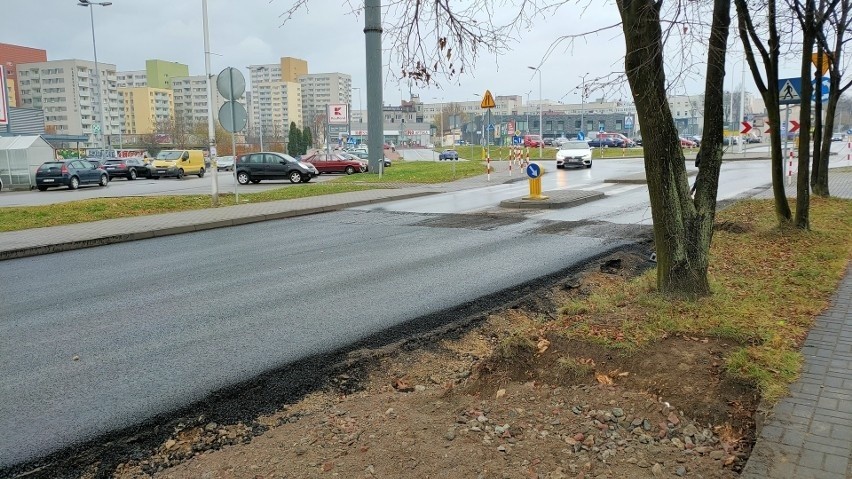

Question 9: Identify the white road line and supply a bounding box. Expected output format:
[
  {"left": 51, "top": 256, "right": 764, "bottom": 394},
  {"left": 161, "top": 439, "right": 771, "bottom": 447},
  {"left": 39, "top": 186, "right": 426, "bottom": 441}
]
[{"left": 604, "top": 185, "right": 645, "bottom": 195}]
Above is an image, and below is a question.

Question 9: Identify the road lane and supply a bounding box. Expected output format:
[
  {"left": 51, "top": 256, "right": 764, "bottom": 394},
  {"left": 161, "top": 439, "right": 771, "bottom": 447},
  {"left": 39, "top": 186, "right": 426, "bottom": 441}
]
[{"left": 0, "top": 209, "right": 630, "bottom": 467}]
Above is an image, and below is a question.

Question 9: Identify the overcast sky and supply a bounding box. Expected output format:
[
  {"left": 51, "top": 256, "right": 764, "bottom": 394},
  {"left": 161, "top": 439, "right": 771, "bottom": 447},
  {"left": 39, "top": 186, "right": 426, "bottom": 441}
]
[{"left": 3, "top": 0, "right": 804, "bottom": 106}]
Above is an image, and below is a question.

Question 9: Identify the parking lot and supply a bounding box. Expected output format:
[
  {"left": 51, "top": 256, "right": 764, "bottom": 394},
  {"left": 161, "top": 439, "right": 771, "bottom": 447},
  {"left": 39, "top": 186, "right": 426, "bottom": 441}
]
[{"left": 0, "top": 170, "right": 338, "bottom": 207}]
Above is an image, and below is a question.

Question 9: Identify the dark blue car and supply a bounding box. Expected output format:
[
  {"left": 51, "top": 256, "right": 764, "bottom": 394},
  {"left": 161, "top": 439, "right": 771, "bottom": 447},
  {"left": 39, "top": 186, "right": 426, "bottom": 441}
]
[{"left": 35, "top": 159, "right": 110, "bottom": 191}]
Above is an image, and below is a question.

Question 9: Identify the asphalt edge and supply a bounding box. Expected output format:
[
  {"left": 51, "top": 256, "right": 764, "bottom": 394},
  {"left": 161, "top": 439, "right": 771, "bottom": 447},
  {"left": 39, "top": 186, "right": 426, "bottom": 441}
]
[{"left": 0, "top": 191, "right": 437, "bottom": 261}]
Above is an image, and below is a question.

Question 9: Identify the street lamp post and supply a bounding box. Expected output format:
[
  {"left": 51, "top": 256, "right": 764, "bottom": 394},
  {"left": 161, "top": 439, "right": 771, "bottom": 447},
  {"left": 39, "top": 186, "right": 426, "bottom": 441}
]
[
  {"left": 525, "top": 90, "right": 531, "bottom": 134},
  {"left": 579, "top": 73, "right": 589, "bottom": 138},
  {"left": 78, "top": 0, "right": 112, "bottom": 154},
  {"left": 353, "top": 87, "right": 363, "bottom": 143},
  {"left": 528, "top": 66, "right": 543, "bottom": 158},
  {"left": 432, "top": 97, "right": 443, "bottom": 148}
]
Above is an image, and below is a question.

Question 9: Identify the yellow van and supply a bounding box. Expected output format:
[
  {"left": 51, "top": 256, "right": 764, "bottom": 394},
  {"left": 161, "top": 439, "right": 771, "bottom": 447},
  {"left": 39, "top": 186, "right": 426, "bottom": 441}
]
[{"left": 149, "top": 150, "right": 206, "bottom": 179}]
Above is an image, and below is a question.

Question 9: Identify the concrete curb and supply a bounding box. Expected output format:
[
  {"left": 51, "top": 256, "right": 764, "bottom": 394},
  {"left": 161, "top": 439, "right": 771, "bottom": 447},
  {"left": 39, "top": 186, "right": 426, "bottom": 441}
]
[
  {"left": 499, "top": 190, "right": 605, "bottom": 209},
  {"left": 0, "top": 191, "right": 437, "bottom": 261}
]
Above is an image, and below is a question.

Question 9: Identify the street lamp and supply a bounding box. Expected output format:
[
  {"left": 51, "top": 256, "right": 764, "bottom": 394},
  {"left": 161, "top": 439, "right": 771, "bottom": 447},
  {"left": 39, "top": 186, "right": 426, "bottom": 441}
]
[
  {"left": 527, "top": 66, "right": 543, "bottom": 158},
  {"left": 78, "top": 0, "right": 112, "bottom": 154},
  {"left": 525, "top": 89, "right": 532, "bottom": 135},
  {"left": 432, "top": 96, "right": 443, "bottom": 148}
]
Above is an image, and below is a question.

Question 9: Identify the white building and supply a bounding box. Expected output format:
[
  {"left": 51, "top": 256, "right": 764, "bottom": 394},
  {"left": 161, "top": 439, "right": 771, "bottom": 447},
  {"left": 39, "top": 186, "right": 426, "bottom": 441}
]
[
  {"left": 247, "top": 65, "right": 303, "bottom": 140},
  {"left": 298, "top": 72, "right": 352, "bottom": 133},
  {"left": 16, "top": 59, "right": 121, "bottom": 146},
  {"left": 116, "top": 70, "right": 147, "bottom": 88},
  {"left": 171, "top": 75, "right": 228, "bottom": 125}
]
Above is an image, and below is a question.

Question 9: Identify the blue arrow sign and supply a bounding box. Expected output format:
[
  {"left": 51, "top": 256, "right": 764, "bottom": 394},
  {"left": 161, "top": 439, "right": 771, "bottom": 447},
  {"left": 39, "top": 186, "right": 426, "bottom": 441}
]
[
  {"left": 526, "top": 163, "right": 542, "bottom": 179},
  {"left": 346, "top": 137, "right": 356, "bottom": 145},
  {"left": 778, "top": 77, "right": 830, "bottom": 104},
  {"left": 487, "top": 123, "right": 495, "bottom": 132},
  {"left": 577, "top": 131, "right": 585, "bottom": 141},
  {"left": 599, "top": 125, "right": 605, "bottom": 133},
  {"left": 512, "top": 136, "right": 522, "bottom": 145}
]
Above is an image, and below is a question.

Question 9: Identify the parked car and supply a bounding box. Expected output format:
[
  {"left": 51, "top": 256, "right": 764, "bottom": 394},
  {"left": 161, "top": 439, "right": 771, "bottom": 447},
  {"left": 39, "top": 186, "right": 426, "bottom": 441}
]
[
  {"left": 523, "top": 134, "right": 542, "bottom": 148},
  {"left": 587, "top": 137, "right": 621, "bottom": 148},
  {"left": 215, "top": 156, "right": 235, "bottom": 171},
  {"left": 102, "top": 157, "right": 151, "bottom": 180},
  {"left": 149, "top": 149, "right": 206, "bottom": 179},
  {"left": 634, "top": 138, "right": 643, "bottom": 146},
  {"left": 0, "top": 176, "right": 3, "bottom": 192},
  {"left": 831, "top": 133, "right": 843, "bottom": 142},
  {"left": 35, "top": 159, "right": 110, "bottom": 191},
  {"left": 722, "top": 137, "right": 739, "bottom": 145},
  {"left": 301, "top": 152, "right": 365, "bottom": 175},
  {"left": 688, "top": 136, "right": 702, "bottom": 147},
  {"left": 348, "top": 150, "right": 391, "bottom": 167},
  {"left": 555, "top": 141, "right": 593, "bottom": 169},
  {"left": 553, "top": 137, "right": 571, "bottom": 147},
  {"left": 745, "top": 136, "right": 762, "bottom": 144},
  {"left": 84, "top": 157, "right": 108, "bottom": 169},
  {"left": 680, "top": 137, "right": 698, "bottom": 148},
  {"left": 543, "top": 138, "right": 554, "bottom": 146},
  {"left": 235, "top": 152, "right": 318, "bottom": 184},
  {"left": 438, "top": 149, "right": 459, "bottom": 161}
]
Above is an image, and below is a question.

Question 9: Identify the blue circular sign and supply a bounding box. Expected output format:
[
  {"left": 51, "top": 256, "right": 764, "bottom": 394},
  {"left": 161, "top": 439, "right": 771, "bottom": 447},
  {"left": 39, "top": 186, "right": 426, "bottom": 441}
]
[
  {"left": 526, "top": 163, "right": 542, "bottom": 179},
  {"left": 847, "top": 129, "right": 852, "bottom": 135}
]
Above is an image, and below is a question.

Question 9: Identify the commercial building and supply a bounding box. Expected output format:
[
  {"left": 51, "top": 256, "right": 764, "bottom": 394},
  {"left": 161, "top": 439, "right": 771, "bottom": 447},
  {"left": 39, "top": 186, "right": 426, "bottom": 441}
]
[
  {"left": 171, "top": 75, "right": 228, "bottom": 124},
  {"left": 145, "top": 59, "right": 188, "bottom": 90},
  {"left": 0, "top": 42, "right": 48, "bottom": 107},
  {"left": 119, "top": 87, "right": 174, "bottom": 134},
  {"left": 16, "top": 59, "right": 121, "bottom": 146},
  {"left": 116, "top": 70, "right": 148, "bottom": 88}
]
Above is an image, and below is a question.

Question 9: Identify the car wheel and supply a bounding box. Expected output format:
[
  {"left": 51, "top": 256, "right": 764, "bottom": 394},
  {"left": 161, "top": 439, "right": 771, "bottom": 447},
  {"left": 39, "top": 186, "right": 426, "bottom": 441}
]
[
  {"left": 37, "top": 186, "right": 48, "bottom": 191},
  {"left": 250, "top": 179, "right": 261, "bottom": 184},
  {"left": 586, "top": 162, "right": 593, "bottom": 169},
  {"left": 301, "top": 177, "right": 311, "bottom": 183},
  {"left": 68, "top": 176, "right": 80, "bottom": 190},
  {"left": 176, "top": 168, "right": 184, "bottom": 180},
  {"left": 289, "top": 171, "right": 303, "bottom": 183},
  {"left": 237, "top": 171, "right": 250, "bottom": 185},
  {"left": 345, "top": 166, "right": 355, "bottom": 175},
  {"left": 198, "top": 168, "right": 205, "bottom": 178},
  {"left": 128, "top": 169, "right": 137, "bottom": 180},
  {"left": 99, "top": 174, "right": 109, "bottom": 186}
]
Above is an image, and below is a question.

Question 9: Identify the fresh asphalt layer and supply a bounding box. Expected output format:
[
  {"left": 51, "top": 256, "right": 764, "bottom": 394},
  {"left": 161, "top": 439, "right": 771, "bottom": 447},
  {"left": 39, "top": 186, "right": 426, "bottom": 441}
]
[{"left": 0, "top": 209, "right": 637, "bottom": 468}]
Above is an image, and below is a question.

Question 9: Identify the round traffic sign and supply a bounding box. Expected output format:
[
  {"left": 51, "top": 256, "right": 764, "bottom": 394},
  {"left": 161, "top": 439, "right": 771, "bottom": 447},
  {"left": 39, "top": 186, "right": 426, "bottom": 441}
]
[
  {"left": 526, "top": 163, "right": 542, "bottom": 179},
  {"left": 218, "top": 101, "right": 247, "bottom": 133},
  {"left": 216, "top": 67, "right": 246, "bottom": 101}
]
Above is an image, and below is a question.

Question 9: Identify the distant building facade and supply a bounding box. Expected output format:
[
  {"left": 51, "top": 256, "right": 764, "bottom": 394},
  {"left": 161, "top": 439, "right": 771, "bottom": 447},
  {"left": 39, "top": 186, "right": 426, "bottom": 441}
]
[{"left": 0, "top": 42, "right": 48, "bottom": 107}]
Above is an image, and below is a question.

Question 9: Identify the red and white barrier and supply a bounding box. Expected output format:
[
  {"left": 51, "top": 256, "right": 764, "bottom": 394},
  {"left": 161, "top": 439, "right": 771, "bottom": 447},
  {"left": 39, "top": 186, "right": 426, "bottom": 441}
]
[
  {"left": 787, "top": 150, "right": 794, "bottom": 186},
  {"left": 848, "top": 142, "right": 851, "bottom": 164},
  {"left": 487, "top": 155, "right": 491, "bottom": 181}
]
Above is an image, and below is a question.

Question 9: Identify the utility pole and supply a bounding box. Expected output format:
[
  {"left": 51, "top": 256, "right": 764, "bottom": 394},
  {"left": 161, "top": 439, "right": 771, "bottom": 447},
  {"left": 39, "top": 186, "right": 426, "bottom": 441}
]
[
  {"left": 364, "top": 0, "right": 383, "bottom": 173},
  {"left": 202, "top": 0, "right": 218, "bottom": 205}
]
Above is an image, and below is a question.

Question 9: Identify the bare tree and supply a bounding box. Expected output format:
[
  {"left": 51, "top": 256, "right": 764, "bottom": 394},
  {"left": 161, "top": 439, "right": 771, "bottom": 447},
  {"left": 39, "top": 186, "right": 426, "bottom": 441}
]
[
  {"left": 433, "top": 103, "right": 469, "bottom": 135},
  {"left": 735, "top": 0, "right": 792, "bottom": 224}
]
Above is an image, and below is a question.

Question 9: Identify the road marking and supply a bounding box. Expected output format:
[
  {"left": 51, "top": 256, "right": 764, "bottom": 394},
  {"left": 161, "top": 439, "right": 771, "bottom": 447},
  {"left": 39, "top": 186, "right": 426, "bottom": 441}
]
[
  {"left": 575, "top": 183, "right": 615, "bottom": 191},
  {"left": 605, "top": 185, "right": 645, "bottom": 195}
]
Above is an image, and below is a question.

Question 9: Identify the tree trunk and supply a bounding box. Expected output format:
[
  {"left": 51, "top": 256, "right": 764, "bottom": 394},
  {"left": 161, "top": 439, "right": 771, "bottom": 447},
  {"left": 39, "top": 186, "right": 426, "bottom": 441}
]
[
  {"left": 811, "top": 45, "right": 824, "bottom": 192},
  {"left": 616, "top": 0, "right": 730, "bottom": 298},
  {"left": 794, "top": 0, "right": 815, "bottom": 230}
]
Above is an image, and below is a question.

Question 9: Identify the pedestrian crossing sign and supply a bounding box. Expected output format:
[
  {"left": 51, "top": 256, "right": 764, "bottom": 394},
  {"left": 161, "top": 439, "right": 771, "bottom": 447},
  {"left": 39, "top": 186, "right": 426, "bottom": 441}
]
[{"left": 778, "top": 78, "right": 801, "bottom": 105}]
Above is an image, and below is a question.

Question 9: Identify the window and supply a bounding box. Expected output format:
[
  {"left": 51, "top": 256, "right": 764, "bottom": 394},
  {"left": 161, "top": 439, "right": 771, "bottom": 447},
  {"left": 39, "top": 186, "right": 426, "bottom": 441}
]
[{"left": 575, "top": 120, "right": 581, "bottom": 129}]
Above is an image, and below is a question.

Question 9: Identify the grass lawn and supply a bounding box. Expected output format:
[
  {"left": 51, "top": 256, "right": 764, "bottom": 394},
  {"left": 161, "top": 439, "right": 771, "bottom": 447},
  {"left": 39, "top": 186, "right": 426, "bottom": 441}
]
[
  {"left": 330, "top": 159, "right": 487, "bottom": 184},
  {"left": 555, "top": 197, "right": 852, "bottom": 401},
  {"left": 0, "top": 183, "right": 381, "bottom": 233}
]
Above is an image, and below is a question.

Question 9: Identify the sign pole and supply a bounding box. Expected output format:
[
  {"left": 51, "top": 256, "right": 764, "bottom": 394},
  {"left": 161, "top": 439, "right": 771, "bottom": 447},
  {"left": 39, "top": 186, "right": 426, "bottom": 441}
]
[
  {"left": 783, "top": 105, "right": 790, "bottom": 180},
  {"left": 229, "top": 70, "right": 238, "bottom": 203}
]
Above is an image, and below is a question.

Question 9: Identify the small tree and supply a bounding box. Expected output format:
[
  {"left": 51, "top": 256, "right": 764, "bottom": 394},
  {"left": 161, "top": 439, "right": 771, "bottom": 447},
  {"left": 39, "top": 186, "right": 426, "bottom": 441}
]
[
  {"left": 301, "top": 128, "right": 313, "bottom": 154},
  {"left": 288, "top": 122, "right": 302, "bottom": 156}
]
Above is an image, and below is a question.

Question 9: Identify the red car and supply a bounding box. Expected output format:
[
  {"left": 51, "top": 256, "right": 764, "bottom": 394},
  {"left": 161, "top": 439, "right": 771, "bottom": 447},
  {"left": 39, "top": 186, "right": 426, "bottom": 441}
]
[
  {"left": 680, "top": 137, "right": 697, "bottom": 148},
  {"left": 523, "top": 134, "right": 542, "bottom": 148},
  {"left": 302, "top": 153, "right": 367, "bottom": 175}
]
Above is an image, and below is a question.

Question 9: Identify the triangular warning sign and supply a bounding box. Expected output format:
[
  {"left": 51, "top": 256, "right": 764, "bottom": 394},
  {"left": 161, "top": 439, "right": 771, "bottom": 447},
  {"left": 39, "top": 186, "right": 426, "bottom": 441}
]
[
  {"left": 780, "top": 80, "right": 800, "bottom": 101},
  {"left": 480, "top": 89, "right": 496, "bottom": 109}
]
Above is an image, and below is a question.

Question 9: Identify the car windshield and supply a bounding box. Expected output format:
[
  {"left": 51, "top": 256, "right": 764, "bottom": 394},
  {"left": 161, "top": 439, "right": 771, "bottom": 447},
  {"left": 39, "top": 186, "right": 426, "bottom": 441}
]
[
  {"left": 156, "top": 151, "right": 182, "bottom": 160},
  {"left": 562, "top": 142, "right": 591, "bottom": 149}
]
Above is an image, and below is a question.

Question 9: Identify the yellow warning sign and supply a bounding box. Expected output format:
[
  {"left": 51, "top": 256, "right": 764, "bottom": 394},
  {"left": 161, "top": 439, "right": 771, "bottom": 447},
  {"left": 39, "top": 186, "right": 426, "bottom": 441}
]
[
  {"left": 812, "top": 53, "right": 833, "bottom": 75},
  {"left": 480, "top": 89, "right": 496, "bottom": 109}
]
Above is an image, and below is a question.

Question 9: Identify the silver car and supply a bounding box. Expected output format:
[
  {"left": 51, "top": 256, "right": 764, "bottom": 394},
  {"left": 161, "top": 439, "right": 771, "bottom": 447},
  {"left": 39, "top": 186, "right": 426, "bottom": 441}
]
[{"left": 215, "top": 156, "right": 235, "bottom": 171}]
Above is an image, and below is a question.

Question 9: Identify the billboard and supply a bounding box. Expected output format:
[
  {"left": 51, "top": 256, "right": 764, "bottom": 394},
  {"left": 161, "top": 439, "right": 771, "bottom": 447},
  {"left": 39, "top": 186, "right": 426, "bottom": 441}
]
[
  {"left": 0, "top": 65, "right": 9, "bottom": 127},
  {"left": 327, "top": 104, "right": 348, "bottom": 125}
]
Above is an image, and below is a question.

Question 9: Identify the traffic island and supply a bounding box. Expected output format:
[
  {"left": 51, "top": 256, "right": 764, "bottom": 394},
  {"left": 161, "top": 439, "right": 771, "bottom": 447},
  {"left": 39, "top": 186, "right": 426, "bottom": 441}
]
[
  {"left": 499, "top": 189, "right": 605, "bottom": 209},
  {"left": 605, "top": 170, "right": 697, "bottom": 184}
]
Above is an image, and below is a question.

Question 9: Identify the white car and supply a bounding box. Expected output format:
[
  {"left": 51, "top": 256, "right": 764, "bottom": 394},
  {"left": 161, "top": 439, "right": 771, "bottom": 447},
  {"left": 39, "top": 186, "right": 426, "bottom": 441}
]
[
  {"left": 555, "top": 141, "right": 593, "bottom": 169},
  {"left": 215, "top": 156, "right": 235, "bottom": 171}
]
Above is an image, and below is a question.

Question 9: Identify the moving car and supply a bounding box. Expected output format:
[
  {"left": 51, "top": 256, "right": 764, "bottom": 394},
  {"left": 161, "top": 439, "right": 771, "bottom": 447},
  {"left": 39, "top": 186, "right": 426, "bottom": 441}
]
[
  {"left": 555, "top": 141, "right": 593, "bottom": 169},
  {"left": 832, "top": 133, "right": 843, "bottom": 142},
  {"left": 235, "top": 152, "right": 318, "bottom": 184},
  {"left": 745, "top": 136, "right": 762, "bottom": 144},
  {"left": 438, "top": 149, "right": 459, "bottom": 161},
  {"left": 543, "top": 138, "right": 554, "bottom": 146},
  {"left": 35, "top": 159, "right": 110, "bottom": 191},
  {"left": 215, "top": 156, "right": 235, "bottom": 171},
  {"left": 523, "top": 134, "right": 542, "bottom": 148},
  {"left": 587, "top": 137, "right": 621, "bottom": 148},
  {"left": 302, "top": 152, "right": 366, "bottom": 175},
  {"left": 103, "top": 157, "right": 151, "bottom": 180},
  {"left": 149, "top": 149, "right": 206, "bottom": 179},
  {"left": 680, "top": 137, "right": 698, "bottom": 148}
]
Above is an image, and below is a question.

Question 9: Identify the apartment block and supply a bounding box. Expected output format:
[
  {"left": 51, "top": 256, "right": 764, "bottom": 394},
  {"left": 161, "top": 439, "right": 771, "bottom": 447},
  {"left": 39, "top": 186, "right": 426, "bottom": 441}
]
[
  {"left": 171, "top": 75, "right": 228, "bottom": 125},
  {"left": 298, "top": 72, "right": 351, "bottom": 130},
  {"left": 0, "top": 42, "right": 48, "bottom": 107},
  {"left": 119, "top": 87, "right": 174, "bottom": 134},
  {"left": 250, "top": 80, "right": 302, "bottom": 137},
  {"left": 17, "top": 59, "right": 120, "bottom": 144},
  {"left": 145, "top": 59, "right": 188, "bottom": 90},
  {"left": 280, "top": 57, "right": 307, "bottom": 83},
  {"left": 117, "top": 70, "right": 147, "bottom": 88}
]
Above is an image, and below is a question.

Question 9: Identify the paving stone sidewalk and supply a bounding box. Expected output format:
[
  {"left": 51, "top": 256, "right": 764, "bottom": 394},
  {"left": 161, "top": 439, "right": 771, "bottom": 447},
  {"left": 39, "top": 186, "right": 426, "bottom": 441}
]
[{"left": 740, "top": 269, "right": 852, "bottom": 479}]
